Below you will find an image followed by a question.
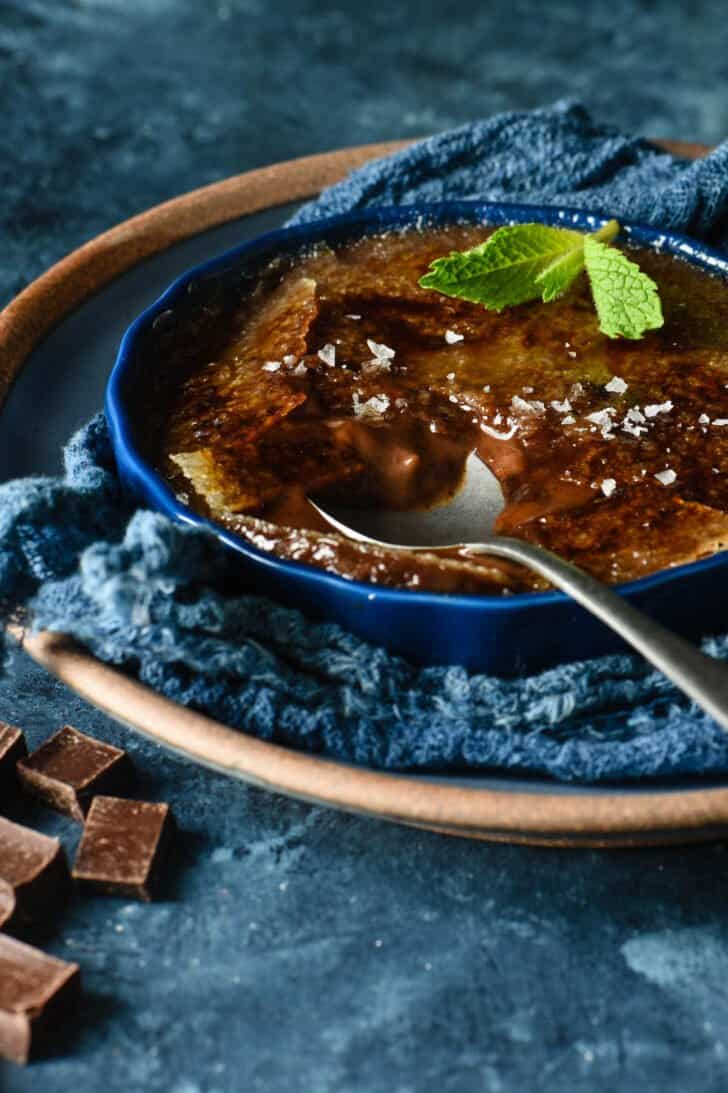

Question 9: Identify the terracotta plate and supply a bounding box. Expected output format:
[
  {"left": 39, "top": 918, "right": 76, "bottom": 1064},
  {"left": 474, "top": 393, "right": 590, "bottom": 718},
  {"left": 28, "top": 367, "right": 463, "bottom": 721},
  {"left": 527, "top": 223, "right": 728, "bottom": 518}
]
[{"left": 3, "top": 138, "right": 727, "bottom": 849}]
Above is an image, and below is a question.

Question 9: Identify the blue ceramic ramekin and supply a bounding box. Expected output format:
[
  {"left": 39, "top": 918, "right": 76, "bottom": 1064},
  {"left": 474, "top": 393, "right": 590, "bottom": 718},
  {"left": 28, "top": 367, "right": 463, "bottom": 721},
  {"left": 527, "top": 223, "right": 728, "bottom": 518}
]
[{"left": 106, "top": 201, "right": 728, "bottom": 674}]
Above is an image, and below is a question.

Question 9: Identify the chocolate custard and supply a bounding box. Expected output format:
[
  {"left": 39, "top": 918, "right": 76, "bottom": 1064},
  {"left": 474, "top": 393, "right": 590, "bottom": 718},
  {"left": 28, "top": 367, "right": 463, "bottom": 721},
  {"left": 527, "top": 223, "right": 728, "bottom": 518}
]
[{"left": 149, "top": 225, "right": 728, "bottom": 595}]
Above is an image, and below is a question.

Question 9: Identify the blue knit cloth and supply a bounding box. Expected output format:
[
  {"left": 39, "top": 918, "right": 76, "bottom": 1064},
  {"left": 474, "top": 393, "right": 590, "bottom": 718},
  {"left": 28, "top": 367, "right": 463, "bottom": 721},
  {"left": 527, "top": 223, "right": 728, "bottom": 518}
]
[{"left": 4, "top": 100, "right": 728, "bottom": 784}]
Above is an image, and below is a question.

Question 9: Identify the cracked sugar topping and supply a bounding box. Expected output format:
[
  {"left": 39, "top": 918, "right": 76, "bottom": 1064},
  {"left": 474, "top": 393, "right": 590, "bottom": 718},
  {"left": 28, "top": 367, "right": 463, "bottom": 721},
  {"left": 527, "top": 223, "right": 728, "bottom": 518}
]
[{"left": 156, "top": 222, "right": 728, "bottom": 595}]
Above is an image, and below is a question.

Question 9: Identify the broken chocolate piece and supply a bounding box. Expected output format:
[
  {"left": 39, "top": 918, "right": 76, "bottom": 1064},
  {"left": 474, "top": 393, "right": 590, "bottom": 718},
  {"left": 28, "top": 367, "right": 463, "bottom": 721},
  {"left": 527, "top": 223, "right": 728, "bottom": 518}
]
[
  {"left": 0, "top": 721, "right": 26, "bottom": 778},
  {"left": 73, "top": 796, "right": 174, "bottom": 902},
  {"left": 0, "top": 933, "right": 81, "bottom": 1065},
  {"left": 16, "top": 725, "right": 134, "bottom": 821},
  {"left": 0, "top": 817, "right": 70, "bottom": 933}
]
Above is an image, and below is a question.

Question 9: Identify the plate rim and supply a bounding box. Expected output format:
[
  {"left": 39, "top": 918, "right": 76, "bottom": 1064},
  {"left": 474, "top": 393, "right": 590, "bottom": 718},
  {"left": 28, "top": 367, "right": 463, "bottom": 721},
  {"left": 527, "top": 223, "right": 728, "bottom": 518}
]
[{"left": 5, "top": 136, "right": 727, "bottom": 849}]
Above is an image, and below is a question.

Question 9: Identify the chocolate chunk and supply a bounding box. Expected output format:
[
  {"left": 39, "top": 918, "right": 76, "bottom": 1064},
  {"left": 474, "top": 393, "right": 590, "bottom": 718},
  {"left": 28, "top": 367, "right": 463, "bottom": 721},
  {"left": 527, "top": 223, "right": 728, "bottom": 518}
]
[
  {"left": 0, "top": 721, "right": 26, "bottom": 778},
  {"left": 72, "top": 797, "right": 174, "bottom": 901},
  {"left": 0, "top": 817, "right": 70, "bottom": 933},
  {"left": 0, "top": 934, "right": 81, "bottom": 1064},
  {"left": 16, "top": 725, "right": 134, "bottom": 821}
]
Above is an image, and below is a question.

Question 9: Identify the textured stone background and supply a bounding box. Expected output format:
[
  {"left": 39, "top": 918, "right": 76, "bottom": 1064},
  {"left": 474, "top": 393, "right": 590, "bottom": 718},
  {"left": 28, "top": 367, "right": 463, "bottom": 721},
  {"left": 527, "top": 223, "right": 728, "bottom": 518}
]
[{"left": 2, "top": 1, "right": 728, "bottom": 1090}]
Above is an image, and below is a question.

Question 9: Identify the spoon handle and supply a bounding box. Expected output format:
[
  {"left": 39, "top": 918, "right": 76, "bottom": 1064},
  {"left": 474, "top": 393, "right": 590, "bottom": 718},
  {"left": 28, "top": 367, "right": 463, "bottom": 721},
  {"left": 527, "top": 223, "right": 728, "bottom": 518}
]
[{"left": 467, "top": 537, "right": 728, "bottom": 733}]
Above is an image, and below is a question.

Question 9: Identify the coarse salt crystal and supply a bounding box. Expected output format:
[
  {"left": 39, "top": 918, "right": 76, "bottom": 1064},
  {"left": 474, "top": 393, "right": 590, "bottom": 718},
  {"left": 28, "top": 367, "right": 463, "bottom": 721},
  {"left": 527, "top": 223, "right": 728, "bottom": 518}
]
[
  {"left": 713, "top": 418, "right": 728, "bottom": 426},
  {"left": 292, "top": 362, "right": 308, "bottom": 376},
  {"left": 346, "top": 314, "right": 362, "bottom": 320},
  {"left": 444, "top": 330, "right": 463, "bottom": 344},
  {"left": 551, "top": 399, "right": 572, "bottom": 414},
  {"left": 283, "top": 354, "right": 298, "bottom": 366},
  {"left": 644, "top": 401, "right": 673, "bottom": 418},
  {"left": 586, "top": 409, "right": 616, "bottom": 434},
  {"left": 366, "top": 338, "right": 395, "bottom": 361},
  {"left": 446, "top": 372, "right": 455, "bottom": 381},
  {"left": 605, "top": 376, "right": 628, "bottom": 394},
  {"left": 511, "top": 396, "right": 543, "bottom": 415},
  {"left": 655, "top": 468, "right": 677, "bottom": 485},
  {"left": 699, "top": 413, "right": 710, "bottom": 425},
  {"left": 353, "top": 392, "right": 390, "bottom": 419},
  {"left": 600, "top": 478, "right": 617, "bottom": 497},
  {"left": 262, "top": 361, "right": 281, "bottom": 372},
  {"left": 561, "top": 415, "right": 576, "bottom": 425},
  {"left": 317, "top": 344, "right": 336, "bottom": 367}
]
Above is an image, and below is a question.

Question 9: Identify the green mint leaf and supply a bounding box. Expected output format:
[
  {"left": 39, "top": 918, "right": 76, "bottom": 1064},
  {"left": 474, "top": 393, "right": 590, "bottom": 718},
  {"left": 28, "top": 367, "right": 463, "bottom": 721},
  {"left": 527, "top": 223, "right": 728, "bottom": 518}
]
[
  {"left": 534, "top": 244, "right": 586, "bottom": 302},
  {"left": 419, "top": 223, "right": 586, "bottom": 311},
  {"left": 419, "top": 218, "right": 663, "bottom": 339},
  {"left": 583, "top": 236, "right": 664, "bottom": 339}
]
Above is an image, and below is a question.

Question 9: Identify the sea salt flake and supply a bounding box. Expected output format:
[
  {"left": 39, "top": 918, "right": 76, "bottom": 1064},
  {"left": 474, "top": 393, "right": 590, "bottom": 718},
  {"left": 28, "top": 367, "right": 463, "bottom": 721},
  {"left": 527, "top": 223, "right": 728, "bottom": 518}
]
[
  {"left": 511, "top": 396, "right": 544, "bottom": 415},
  {"left": 585, "top": 409, "right": 617, "bottom": 438},
  {"left": 366, "top": 338, "right": 395, "bottom": 361},
  {"left": 283, "top": 354, "right": 298, "bottom": 366},
  {"left": 551, "top": 399, "right": 572, "bottom": 414},
  {"left": 713, "top": 418, "right": 728, "bottom": 426},
  {"left": 561, "top": 415, "right": 576, "bottom": 425},
  {"left": 655, "top": 468, "right": 677, "bottom": 485},
  {"left": 346, "top": 314, "right": 362, "bottom": 320},
  {"left": 262, "top": 361, "right": 281, "bottom": 372},
  {"left": 444, "top": 329, "right": 464, "bottom": 344},
  {"left": 353, "top": 393, "right": 390, "bottom": 419},
  {"left": 446, "top": 372, "right": 455, "bottom": 381},
  {"left": 644, "top": 400, "right": 673, "bottom": 418},
  {"left": 292, "top": 362, "right": 308, "bottom": 376},
  {"left": 600, "top": 478, "right": 617, "bottom": 498},
  {"left": 317, "top": 344, "right": 336, "bottom": 367},
  {"left": 699, "top": 413, "right": 711, "bottom": 425},
  {"left": 605, "top": 376, "right": 628, "bottom": 394}
]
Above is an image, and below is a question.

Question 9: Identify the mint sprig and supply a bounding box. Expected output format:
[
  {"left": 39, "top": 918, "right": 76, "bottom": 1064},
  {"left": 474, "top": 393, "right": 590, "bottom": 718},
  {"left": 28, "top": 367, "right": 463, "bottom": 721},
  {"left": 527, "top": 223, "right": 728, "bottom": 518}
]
[{"left": 419, "top": 219, "right": 664, "bottom": 340}]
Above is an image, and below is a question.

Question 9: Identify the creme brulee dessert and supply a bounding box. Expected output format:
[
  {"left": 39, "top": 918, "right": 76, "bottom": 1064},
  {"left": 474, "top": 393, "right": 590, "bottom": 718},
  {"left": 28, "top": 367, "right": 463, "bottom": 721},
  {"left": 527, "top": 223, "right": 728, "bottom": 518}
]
[{"left": 143, "top": 224, "right": 728, "bottom": 595}]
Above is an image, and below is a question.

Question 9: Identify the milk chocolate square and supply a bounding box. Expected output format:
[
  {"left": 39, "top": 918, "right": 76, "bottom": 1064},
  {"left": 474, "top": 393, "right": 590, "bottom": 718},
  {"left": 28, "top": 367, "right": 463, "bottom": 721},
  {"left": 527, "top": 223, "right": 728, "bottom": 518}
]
[
  {"left": 0, "top": 934, "right": 80, "bottom": 1064},
  {"left": 0, "top": 721, "right": 26, "bottom": 777},
  {"left": 73, "top": 796, "right": 174, "bottom": 901},
  {"left": 0, "top": 816, "right": 70, "bottom": 933},
  {"left": 16, "top": 725, "right": 134, "bottom": 821}
]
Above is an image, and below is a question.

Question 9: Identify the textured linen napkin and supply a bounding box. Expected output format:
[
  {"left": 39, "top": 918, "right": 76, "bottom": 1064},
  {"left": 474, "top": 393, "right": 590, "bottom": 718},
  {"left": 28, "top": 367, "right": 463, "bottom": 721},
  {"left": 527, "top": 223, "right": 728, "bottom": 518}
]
[{"left": 3, "top": 99, "right": 728, "bottom": 783}]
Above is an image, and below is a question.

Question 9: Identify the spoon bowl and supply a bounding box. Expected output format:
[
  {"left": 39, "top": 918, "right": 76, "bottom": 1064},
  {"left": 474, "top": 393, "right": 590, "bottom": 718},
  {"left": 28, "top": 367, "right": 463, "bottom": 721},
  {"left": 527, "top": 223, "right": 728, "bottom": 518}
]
[{"left": 310, "top": 452, "right": 504, "bottom": 550}]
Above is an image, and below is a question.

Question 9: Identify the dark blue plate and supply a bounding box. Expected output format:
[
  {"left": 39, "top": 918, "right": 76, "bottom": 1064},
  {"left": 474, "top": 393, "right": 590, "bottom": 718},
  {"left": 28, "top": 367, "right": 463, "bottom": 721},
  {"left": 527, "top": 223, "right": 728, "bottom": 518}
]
[{"left": 106, "top": 201, "right": 728, "bottom": 675}]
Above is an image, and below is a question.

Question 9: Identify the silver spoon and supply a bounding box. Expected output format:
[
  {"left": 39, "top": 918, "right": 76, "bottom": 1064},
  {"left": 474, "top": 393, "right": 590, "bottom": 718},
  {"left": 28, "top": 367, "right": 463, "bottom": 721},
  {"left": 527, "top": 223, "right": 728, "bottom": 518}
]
[{"left": 310, "top": 452, "right": 728, "bottom": 731}]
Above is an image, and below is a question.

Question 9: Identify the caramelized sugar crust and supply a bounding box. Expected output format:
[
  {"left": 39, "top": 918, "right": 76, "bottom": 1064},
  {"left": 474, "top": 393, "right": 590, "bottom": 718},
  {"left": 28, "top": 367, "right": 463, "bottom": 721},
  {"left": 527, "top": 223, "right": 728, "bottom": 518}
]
[{"left": 153, "top": 225, "right": 728, "bottom": 595}]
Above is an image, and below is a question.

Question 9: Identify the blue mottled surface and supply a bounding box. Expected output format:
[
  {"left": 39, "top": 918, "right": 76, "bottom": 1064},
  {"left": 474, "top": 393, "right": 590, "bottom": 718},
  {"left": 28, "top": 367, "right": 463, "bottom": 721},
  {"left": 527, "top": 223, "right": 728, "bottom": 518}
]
[{"left": 3, "top": 1, "right": 728, "bottom": 1089}]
